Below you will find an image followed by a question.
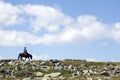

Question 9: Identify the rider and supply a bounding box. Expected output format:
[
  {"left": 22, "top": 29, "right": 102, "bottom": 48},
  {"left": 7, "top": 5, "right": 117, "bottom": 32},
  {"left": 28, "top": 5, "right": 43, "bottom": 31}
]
[{"left": 23, "top": 47, "right": 28, "bottom": 55}]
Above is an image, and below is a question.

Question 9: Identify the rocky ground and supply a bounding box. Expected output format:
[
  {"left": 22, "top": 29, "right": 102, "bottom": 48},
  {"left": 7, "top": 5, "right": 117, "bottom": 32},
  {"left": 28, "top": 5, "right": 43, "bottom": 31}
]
[{"left": 0, "top": 59, "right": 120, "bottom": 80}]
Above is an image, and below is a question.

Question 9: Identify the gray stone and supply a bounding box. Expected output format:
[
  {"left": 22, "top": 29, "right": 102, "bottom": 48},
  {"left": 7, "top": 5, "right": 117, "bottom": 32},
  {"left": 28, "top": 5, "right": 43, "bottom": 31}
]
[
  {"left": 42, "top": 76, "right": 49, "bottom": 80},
  {"left": 34, "top": 72, "right": 43, "bottom": 77},
  {"left": 15, "top": 65, "right": 21, "bottom": 71},
  {"left": 100, "top": 71, "right": 110, "bottom": 76},
  {"left": 44, "top": 72, "right": 61, "bottom": 77},
  {"left": 83, "top": 70, "right": 89, "bottom": 75},
  {"left": 73, "top": 70, "right": 81, "bottom": 76},
  {"left": 40, "top": 61, "right": 46, "bottom": 65},
  {"left": 23, "top": 77, "right": 32, "bottom": 80},
  {"left": 8, "top": 60, "right": 14, "bottom": 65},
  {"left": 87, "top": 77, "right": 93, "bottom": 80},
  {"left": 0, "top": 62, "right": 5, "bottom": 66},
  {"left": 0, "top": 68, "right": 6, "bottom": 77},
  {"left": 40, "top": 65, "right": 50, "bottom": 71}
]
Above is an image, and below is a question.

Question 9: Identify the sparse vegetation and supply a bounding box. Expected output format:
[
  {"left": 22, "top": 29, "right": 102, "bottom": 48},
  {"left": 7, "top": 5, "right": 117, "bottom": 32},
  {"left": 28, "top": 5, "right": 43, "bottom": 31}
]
[{"left": 0, "top": 59, "right": 120, "bottom": 80}]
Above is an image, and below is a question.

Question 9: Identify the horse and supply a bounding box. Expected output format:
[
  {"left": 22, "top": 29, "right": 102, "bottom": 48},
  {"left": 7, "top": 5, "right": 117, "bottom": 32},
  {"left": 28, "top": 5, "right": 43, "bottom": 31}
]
[{"left": 18, "top": 52, "right": 32, "bottom": 60}]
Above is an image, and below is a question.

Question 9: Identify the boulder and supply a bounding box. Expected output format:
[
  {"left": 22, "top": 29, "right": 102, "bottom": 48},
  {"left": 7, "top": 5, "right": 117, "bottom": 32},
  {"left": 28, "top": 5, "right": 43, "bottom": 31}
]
[
  {"left": 8, "top": 60, "right": 14, "bottom": 65},
  {"left": 44, "top": 72, "right": 61, "bottom": 77},
  {"left": 42, "top": 76, "right": 49, "bottom": 80},
  {"left": 40, "top": 65, "right": 50, "bottom": 71},
  {"left": 100, "top": 71, "right": 110, "bottom": 76},
  {"left": 87, "top": 77, "right": 93, "bottom": 80},
  {"left": 0, "top": 62, "right": 5, "bottom": 66},
  {"left": 34, "top": 72, "right": 43, "bottom": 77},
  {"left": 23, "top": 77, "right": 32, "bottom": 80}
]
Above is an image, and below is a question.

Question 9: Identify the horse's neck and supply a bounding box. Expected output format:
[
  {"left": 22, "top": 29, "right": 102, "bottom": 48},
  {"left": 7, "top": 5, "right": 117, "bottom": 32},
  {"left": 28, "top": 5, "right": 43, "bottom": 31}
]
[{"left": 26, "top": 53, "right": 29, "bottom": 55}]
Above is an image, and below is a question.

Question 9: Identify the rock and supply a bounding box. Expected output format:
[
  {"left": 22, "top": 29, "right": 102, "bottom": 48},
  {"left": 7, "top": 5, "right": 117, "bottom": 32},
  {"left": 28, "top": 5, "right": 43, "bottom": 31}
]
[
  {"left": 68, "top": 65, "right": 73, "bottom": 69},
  {"left": 0, "top": 68, "right": 6, "bottom": 77},
  {"left": 59, "top": 65, "right": 64, "bottom": 70},
  {"left": 0, "top": 59, "right": 120, "bottom": 79},
  {"left": 72, "top": 70, "right": 81, "bottom": 76},
  {"left": 6, "top": 70, "right": 12, "bottom": 77},
  {"left": 8, "top": 60, "right": 14, "bottom": 65},
  {"left": 97, "top": 77, "right": 102, "bottom": 80},
  {"left": 40, "top": 65, "right": 50, "bottom": 71},
  {"left": 15, "top": 65, "right": 21, "bottom": 71},
  {"left": 23, "top": 77, "right": 32, "bottom": 80},
  {"left": 40, "top": 61, "right": 46, "bottom": 65},
  {"left": 26, "top": 72, "right": 33, "bottom": 77},
  {"left": 87, "top": 77, "right": 93, "bottom": 80},
  {"left": 54, "top": 65, "right": 64, "bottom": 70},
  {"left": 59, "top": 76, "right": 66, "bottom": 80},
  {"left": 100, "top": 71, "right": 110, "bottom": 76},
  {"left": 34, "top": 72, "right": 43, "bottom": 77},
  {"left": 23, "top": 61, "right": 31, "bottom": 65},
  {"left": 44, "top": 72, "right": 61, "bottom": 77},
  {"left": 83, "top": 70, "right": 89, "bottom": 75},
  {"left": 42, "top": 76, "right": 49, "bottom": 80},
  {"left": 88, "top": 69, "right": 94, "bottom": 76},
  {"left": 50, "top": 59, "right": 59, "bottom": 64},
  {"left": 0, "top": 68, "right": 6, "bottom": 73},
  {"left": 0, "top": 62, "right": 5, "bottom": 66}
]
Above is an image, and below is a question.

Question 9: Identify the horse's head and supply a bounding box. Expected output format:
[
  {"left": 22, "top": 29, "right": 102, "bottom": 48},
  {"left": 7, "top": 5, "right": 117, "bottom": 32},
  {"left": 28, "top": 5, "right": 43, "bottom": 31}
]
[
  {"left": 29, "top": 54, "right": 32, "bottom": 60},
  {"left": 18, "top": 53, "right": 22, "bottom": 60}
]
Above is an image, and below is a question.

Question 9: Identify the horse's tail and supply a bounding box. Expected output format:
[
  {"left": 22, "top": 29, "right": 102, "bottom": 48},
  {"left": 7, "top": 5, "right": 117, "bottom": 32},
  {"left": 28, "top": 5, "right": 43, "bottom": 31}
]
[{"left": 31, "top": 55, "right": 32, "bottom": 60}]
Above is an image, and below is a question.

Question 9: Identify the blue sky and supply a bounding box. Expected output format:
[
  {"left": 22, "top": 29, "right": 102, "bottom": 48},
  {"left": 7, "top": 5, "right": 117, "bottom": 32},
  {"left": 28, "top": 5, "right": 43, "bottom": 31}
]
[{"left": 0, "top": 0, "right": 120, "bottom": 61}]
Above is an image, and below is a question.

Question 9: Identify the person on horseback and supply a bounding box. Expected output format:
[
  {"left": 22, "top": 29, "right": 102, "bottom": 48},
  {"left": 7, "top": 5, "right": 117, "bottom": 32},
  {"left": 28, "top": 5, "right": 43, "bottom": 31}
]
[
  {"left": 23, "top": 47, "right": 28, "bottom": 55},
  {"left": 18, "top": 47, "right": 32, "bottom": 60}
]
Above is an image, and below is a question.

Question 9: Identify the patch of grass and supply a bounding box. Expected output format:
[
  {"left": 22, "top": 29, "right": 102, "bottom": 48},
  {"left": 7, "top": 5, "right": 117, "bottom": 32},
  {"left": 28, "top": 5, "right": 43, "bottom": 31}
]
[
  {"left": 14, "top": 70, "right": 27, "bottom": 77},
  {"left": 61, "top": 60, "right": 86, "bottom": 67},
  {"left": 33, "top": 68, "right": 56, "bottom": 74},
  {"left": 44, "top": 61, "right": 52, "bottom": 66},
  {"left": 111, "top": 76, "right": 120, "bottom": 80},
  {"left": 86, "top": 62, "right": 105, "bottom": 67},
  {"left": 60, "top": 70, "right": 73, "bottom": 77},
  {"left": 0, "top": 78, "right": 16, "bottom": 80},
  {"left": 69, "top": 75, "right": 87, "bottom": 80}
]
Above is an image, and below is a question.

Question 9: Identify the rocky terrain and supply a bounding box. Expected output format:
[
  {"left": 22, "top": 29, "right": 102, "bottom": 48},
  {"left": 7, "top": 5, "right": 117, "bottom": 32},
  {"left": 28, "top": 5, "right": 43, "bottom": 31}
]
[{"left": 0, "top": 59, "right": 120, "bottom": 80}]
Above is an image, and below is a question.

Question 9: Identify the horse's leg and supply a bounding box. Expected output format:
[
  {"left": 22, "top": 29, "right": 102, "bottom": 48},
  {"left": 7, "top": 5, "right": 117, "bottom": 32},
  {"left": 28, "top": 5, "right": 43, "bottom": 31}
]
[
  {"left": 29, "top": 57, "right": 30, "bottom": 61},
  {"left": 27, "top": 57, "right": 30, "bottom": 61},
  {"left": 18, "top": 54, "right": 20, "bottom": 60},
  {"left": 21, "top": 56, "right": 22, "bottom": 60},
  {"left": 30, "top": 56, "right": 32, "bottom": 60}
]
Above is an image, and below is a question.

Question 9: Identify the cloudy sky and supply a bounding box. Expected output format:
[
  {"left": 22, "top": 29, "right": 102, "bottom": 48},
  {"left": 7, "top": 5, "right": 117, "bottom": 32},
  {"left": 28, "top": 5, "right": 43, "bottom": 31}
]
[{"left": 0, "top": 0, "right": 120, "bottom": 61}]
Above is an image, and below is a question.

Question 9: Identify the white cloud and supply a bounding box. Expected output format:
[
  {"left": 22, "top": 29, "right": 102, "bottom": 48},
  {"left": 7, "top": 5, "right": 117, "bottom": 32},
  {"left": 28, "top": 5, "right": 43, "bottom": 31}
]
[
  {"left": 99, "top": 42, "right": 108, "bottom": 46},
  {"left": 111, "top": 23, "right": 120, "bottom": 44},
  {"left": 23, "top": 4, "right": 73, "bottom": 33},
  {"left": 0, "top": 30, "right": 41, "bottom": 46},
  {"left": 59, "top": 28, "right": 82, "bottom": 44},
  {"left": 86, "top": 58, "right": 97, "bottom": 62},
  {"left": 0, "top": 1, "right": 24, "bottom": 27},
  {"left": 0, "top": 56, "right": 4, "bottom": 60},
  {"left": 53, "top": 15, "right": 110, "bottom": 44},
  {"left": 78, "top": 15, "right": 109, "bottom": 41},
  {"left": 0, "top": 1, "right": 120, "bottom": 46},
  {"left": 33, "top": 54, "right": 49, "bottom": 60}
]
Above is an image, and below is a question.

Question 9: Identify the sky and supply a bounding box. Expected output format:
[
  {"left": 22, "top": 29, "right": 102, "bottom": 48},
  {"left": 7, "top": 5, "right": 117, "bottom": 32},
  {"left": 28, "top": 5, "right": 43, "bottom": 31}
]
[{"left": 0, "top": 0, "right": 120, "bottom": 62}]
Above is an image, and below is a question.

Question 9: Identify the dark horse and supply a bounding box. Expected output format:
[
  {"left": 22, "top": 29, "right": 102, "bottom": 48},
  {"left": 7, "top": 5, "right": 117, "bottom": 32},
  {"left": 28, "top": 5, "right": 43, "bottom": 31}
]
[{"left": 18, "top": 53, "right": 32, "bottom": 60}]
